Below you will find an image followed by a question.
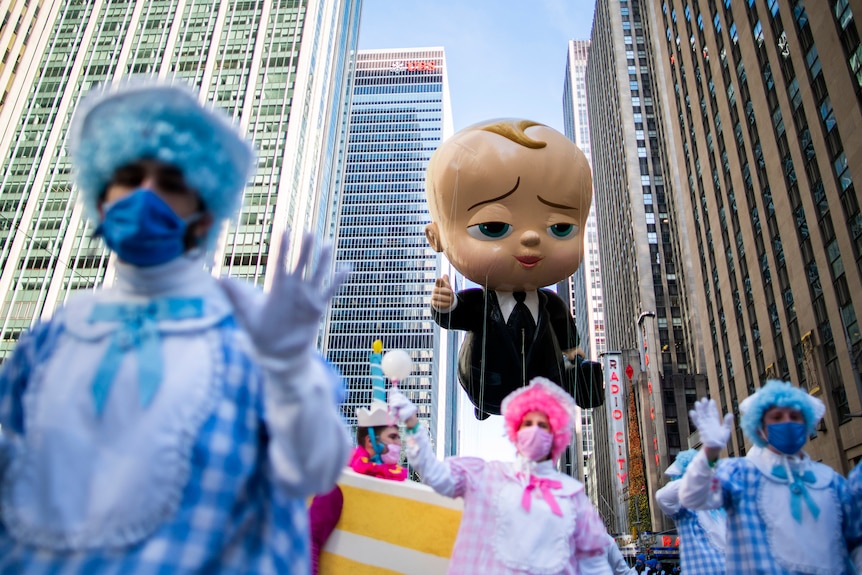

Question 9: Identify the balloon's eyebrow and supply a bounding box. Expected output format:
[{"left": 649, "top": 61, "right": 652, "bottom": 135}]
[
  {"left": 537, "top": 196, "right": 578, "bottom": 211},
  {"left": 467, "top": 177, "right": 520, "bottom": 211}
]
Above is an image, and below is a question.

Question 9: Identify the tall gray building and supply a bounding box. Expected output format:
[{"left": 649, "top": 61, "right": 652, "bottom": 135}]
[
  {"left": 563, "top": 38, "right": 620, "bottom": 529},
  {"left": 651, "top": 0, "right": 862, "bottom": 472},
  {"left": 323, "top": 47, "right": 458, "bottom": 456},
  {"left": 586, "top": 0, "right": 708, "bottom": 533},
  {"left": 0, "top": 0, "right": 361, "bottom": 361}
]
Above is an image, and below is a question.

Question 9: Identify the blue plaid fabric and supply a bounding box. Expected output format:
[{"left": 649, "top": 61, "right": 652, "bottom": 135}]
[
  {"left": 716, "top": 458, "right": 854, "bottom": 574},
  {"left": 667, "top": 508, "right": 724, "bottom": 575},
  {"left": 847, "top": 465, "right": 862, "bottom": 550},
  {"left": 0, "top": 318, "right": 311, "bottom": 575}
]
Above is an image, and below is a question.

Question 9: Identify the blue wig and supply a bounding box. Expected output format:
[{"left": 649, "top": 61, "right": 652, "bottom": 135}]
[
  {"left": 664, "top": 448, "right": 698, "bottom": 479},
  {"left": 739, "top": 379, "right": 825, "bottom": 447},
  {"left": 68, "top": 77, "right": 255, "bottom": 246}
]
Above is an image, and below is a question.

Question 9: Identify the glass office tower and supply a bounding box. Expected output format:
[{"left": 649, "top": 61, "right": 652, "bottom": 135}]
[
  {"left": 323, "top": 47, "right": 457, "bottom": 456},
  {"left": 0, "top": 0, "right": 360, "bottom": 360}
]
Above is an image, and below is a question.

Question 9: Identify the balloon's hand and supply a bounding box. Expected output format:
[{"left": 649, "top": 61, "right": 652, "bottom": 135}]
[
  {"left": 431, "top": 274, "right": 455, "bottom": 310},
  {"left": 563, "top": 347, "right": 587, "bottom": 362}
]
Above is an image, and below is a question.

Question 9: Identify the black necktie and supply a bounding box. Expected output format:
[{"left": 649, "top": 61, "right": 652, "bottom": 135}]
[{"left": 508, "top": 291, "right": 536, "bottom": 352}]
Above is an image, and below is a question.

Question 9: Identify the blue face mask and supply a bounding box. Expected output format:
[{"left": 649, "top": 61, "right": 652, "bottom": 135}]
[
  {"left": 96, "top": 189, "right": 198, "bottom": 267},
  {"left": 766, "top": 421, "right": 808, "bottom": 455}
]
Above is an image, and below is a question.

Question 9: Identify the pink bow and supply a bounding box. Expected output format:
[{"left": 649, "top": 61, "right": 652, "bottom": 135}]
[{"left": 521, "top": 475, "right": 563, "bottom": 517}]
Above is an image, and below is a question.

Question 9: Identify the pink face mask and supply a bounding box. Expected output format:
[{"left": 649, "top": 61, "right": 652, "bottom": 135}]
[
  {"left": 381, "top": 443, "right": 401, "bottom": 465},
  {"left": 516, "top": 426, "right": 554, "bottom": 461}
]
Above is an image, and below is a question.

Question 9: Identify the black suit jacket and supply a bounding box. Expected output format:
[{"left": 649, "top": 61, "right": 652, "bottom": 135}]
[{"left": 432, "top": 288, "right": 604, "bottom": 416}]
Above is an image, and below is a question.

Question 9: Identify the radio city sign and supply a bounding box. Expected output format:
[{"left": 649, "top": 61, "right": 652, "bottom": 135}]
[
  {"left": 389, "top": 61, "right": 437, "bottom": 74},
  {"left": 605, "top": 353, "right": 628, "bottom": 487}
]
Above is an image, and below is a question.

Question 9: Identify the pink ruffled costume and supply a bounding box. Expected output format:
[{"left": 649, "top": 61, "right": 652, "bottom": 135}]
[
  {"left": 402, "top": 378, "right": 612, "bottom": 574},
  {"left": 406, "top": 431, "right": 609, "bottom": 574}
]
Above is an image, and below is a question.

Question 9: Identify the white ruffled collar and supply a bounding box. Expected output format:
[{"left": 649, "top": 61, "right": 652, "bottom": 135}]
[
  {"left": 510, "top": 457, "right": 583, "bottom": 496},
  {"left": 62, "top": 254, "right": 232, "bottom": 339},
  {"left": 747, "top": 445, "right": 832, "bottom": 488},
  {"left": 112, "top": 254, "right": 213, "bottom": 299}
]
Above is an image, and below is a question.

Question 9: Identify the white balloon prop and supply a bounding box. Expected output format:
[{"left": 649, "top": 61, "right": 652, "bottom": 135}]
[{"left": 381, "top": 349, "right": 413, "bottom": 385}]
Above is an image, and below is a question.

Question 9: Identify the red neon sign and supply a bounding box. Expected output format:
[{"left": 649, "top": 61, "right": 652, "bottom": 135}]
[{"left": 406, "top": 61, "right": 436, "bottom": 72}]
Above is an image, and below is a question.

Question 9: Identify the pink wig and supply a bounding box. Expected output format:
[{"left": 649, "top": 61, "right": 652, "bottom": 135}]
[{"left": 501, "top": 377, "right": 576, "bottom": 461}]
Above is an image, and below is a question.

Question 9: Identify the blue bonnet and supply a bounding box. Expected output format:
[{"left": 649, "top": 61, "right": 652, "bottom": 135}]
[
  {"left": 67, "top": 77, "right": 255, "bottom": 243},
  {"left": 739, "top": 379, "right": 825, "bottom": 447},
  {"left": 664, "top": 448, "right": 698, "bottom": 480}
]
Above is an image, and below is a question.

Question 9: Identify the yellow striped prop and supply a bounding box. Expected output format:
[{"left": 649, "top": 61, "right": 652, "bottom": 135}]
[{"left": 318, "top": 469, "right": 463, "bottom": 574}]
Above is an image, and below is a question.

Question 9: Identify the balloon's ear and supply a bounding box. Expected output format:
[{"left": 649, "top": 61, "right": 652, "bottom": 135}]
[{"left": 425, "top": 222, "right": 443, "bottom": 252}]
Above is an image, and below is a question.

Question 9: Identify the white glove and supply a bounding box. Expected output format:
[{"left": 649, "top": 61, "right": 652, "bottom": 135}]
[
  {"left": 222, "top": 231, "right": 349, "bottom": 366},
  {"left": 689, "top": 398, "right": 733, "bottom": 449},
  {"left": 388, "top": 389, "right": 418, "bottom": 423}
]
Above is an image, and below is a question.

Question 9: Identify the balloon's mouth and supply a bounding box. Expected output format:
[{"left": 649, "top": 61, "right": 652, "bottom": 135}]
[{"left": 515, "top": 256, "right": 542, "bottom": 268}]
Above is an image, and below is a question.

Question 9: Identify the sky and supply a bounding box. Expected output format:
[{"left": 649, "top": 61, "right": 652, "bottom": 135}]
[
  {"left": 358, "top": 0, "right": 597, "bottom": 134},
  {"left": 358, "top": 0, "right": 597, "bottom": 458}
]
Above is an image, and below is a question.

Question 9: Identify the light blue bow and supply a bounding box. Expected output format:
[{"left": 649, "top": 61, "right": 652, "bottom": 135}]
[
  {"left": 88, "top": 298, "right": 204, "bottom": 415},
  {"left": 771, "top": 464, "right": 820, "bottom": 523}
]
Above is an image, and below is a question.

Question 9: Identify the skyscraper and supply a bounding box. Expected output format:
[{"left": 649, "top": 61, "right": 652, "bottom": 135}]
[
  {"left": 0, "top": 0, "right": 49, "bottom": 114},
  {"left": 0, "top": 0, "right": 360, "bottom": 359},
  {"left": 323, "top": 47, "right": 458, "bottom": 456},
  {"left": 652, "top": 0, "right": 862, "bottom": 471},
  {"left": 563, "top": 39, "right": 621, "bottom": 529},
  {"left": 587, "top": 0, "right": 709, "bottom": 533}
]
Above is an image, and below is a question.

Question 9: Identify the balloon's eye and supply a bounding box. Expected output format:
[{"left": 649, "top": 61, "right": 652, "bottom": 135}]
[
  {"left": 548, "top": 223, "right": 578, "bottom": 239},
  {"left": 467, "top": 222, "right": 512, "bottom": 240}
]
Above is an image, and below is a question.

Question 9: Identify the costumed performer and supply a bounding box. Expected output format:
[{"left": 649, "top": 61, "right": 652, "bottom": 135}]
[
  {"left": 309, "top": 403, "right": 407, "bottom": 573},
  {"left": 308, "top": 347, "right": 409, "bottom": 573},
  {"left": 349, "top": 401, "right": 408, "bottom": 481},
  {"left": 655, "top": 449, "right": 725, "bottom": 574},
  {"left": 0, "top": 78, "right": 350, "bottom": 574},
  {"left": 679, "top": 380, "right": 862, "bottom": 574},
  {"left": 424, "top": 118, "right": 604, "bottom": 419},
  {"left": 389, "top": 377, "right": 612, "bottom": 574}
]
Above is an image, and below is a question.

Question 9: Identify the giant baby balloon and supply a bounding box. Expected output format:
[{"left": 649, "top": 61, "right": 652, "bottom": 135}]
[{"left": 425, "top": 119, "right": 604, "bottom": 419}]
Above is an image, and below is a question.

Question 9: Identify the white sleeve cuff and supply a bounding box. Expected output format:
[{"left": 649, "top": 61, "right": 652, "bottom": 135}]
[
  {"left": 579, "top": 553, "right": 612, "bottom": 575},
  {"left": 678, "top": 450, "right": 723, "bottom": 510},
  {"left": 405, "top": 423, "right": 457, "bottom": 497}
]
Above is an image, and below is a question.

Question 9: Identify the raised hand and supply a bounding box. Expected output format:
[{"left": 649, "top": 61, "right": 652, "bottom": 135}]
[
  {"left": 689, "top": 398, "right": 734, "bottom": 449},
  {"left": 222, "top": 231, "right": 349, "bottom": 362},
  {"left": 389, "top": 389, "right": 418, "bottom": 425}
]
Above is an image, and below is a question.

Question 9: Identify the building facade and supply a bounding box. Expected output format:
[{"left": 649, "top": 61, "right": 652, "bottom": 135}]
[
  {"left": 563, "top": 38, "right": 618, "bottom": 520},
  {"left": 0, "top": 0, "right": 50, "bottom": 115},
  {"left": 0, "top": 0, "right": 361, "bottom": 360},
  {"left": 587, "top": 0, "right": 708, "bottom": 533},
  {"left": 651, "top": 0, "right": 862, "bottom": 471},
  {"left": 322, "top": 47, "right": 458, "bottom": 457}
]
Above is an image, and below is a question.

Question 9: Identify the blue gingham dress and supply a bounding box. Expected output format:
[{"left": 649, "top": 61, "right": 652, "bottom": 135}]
[
  {"left": 847, "top": 465, "right": 862, "bottom": 552},
  {"left": 0, "top": 283, "right": 344, "bottom": 574},
  {"left": 666, "top": 508, "right": 725, "bottom": 575},
  {"left": 714, "top": 456, "right": 854, "bottom": 574}
]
